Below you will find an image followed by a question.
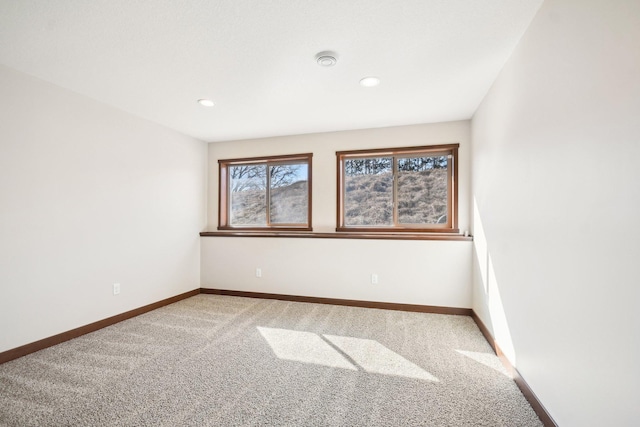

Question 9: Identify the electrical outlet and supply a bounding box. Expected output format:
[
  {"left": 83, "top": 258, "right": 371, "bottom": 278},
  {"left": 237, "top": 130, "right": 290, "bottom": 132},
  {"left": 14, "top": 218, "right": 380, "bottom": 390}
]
[
  {"left": 371, "top": 274, "right": 378, "bottom": 284},
  {"left": 256, "top": 268, "right": 262, "bottom": 278},
  {"left": 113, "top": 283, "right": 121, "bottom": 295}
]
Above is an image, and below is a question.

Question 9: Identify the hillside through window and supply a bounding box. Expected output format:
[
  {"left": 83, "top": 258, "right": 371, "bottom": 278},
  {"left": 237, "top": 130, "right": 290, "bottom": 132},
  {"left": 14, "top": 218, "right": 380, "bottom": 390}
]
[
  {"left": 219, "top": 153, "right": 312, "bottom": 230},
  {"left": 337, "top": 144, "right": 458, "bottom": 233}
]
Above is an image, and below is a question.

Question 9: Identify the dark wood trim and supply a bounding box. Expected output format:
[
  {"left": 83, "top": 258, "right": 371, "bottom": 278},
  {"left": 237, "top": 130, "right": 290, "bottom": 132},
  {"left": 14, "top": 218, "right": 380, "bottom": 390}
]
[
  {"left": 200, "top": 231, "right": 472, "bottom": 241},
  {"left": 335, "top": 143, "right": 460, "bottom": 157},
  {"left": 472, "top": 310, "right": 499, "bottom": 352},
  {"left": 218, "top": 161, "right": 227, "bottom": 229},
  {"left": 217, "top": 152, "right": 313, "bottom": 165},
  {"left": 336, "top": 143, "right": 460, "bottom": 232},
  {"left": 512, "top": 371, "right": 558, "bottom": 427},
  {"left": 200, "top": 288, "right": 472, "bottom": 316},
  {"left": 217, "top": 226, "right": 313, "bottom": 232},
  {"left": 336, "top": 152, "right": 343, "bottom": 233},
  {"left": 0, "top": 289, "right": 200, "bottom": 365},
  {"left": 335, "top": 226, "right": 460, "bottom": 234},
  {"left": 471, "top": 311, "right": 558, "bottom": 427},
  {"left": 218, "top": 153, "right": 313, "bottom": 230},
  {"left": 452, "top": 145, "right": 459, "bottom": 232},
  {"left": 307, "top": 154, "right": 313, "bottom": 230}
]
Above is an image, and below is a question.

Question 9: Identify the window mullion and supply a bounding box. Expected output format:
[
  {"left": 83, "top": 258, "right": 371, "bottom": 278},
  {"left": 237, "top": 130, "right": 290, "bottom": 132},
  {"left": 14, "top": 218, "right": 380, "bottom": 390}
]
[
  {"left": 392, "top": 156, "right": 398, "bottom": 226},
  {"left": 226, "top": 166, "right": 232, "bottom": 225},
  {"left": 448, "top": 153, "right": 454, "bottom": 228},
  {"left": 265, "top": 163, "right": 271, "bottom": 227}
]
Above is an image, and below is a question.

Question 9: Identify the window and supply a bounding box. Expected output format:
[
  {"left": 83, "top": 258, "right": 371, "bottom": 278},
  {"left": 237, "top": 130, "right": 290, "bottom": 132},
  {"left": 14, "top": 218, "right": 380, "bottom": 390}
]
[
  {"left": 336, "top": 144, "right": 458, "bottom": 233},
  {"left": 218, "top": 153, "right": 312, "bottom": 230}
]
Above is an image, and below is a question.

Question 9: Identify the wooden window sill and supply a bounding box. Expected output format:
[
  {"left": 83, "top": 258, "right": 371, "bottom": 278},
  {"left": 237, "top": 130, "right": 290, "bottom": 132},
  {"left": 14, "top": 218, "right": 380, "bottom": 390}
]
[{"left": 200, "top": 231, "right": 472, "bottom": 241}]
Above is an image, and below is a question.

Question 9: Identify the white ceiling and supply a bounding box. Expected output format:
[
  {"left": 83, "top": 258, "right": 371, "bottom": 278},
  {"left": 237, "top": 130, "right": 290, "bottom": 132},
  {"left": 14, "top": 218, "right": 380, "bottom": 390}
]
[{"left": 0, "top": 0, "right": 543, "bottom": 142}]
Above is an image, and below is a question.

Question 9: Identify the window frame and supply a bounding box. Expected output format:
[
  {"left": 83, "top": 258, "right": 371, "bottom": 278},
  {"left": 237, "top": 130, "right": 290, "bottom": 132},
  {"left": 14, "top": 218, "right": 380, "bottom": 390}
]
[
  {"left": 336, "top": 144, "right": 459, "bottom": 233},
  {"left": 218, "top": 153, "right": 313, "bottom": 231}
]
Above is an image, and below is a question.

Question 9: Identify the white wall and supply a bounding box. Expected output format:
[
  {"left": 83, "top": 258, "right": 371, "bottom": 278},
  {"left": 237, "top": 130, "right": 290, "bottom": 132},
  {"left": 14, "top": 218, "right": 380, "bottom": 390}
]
[
  {"left": 203, "top": 122, "right": 472, "bottom": 308},
  {"left": 207, "top": 121, "right": 471, "bottom": 232},
  {"left": 202, "top": 237, "right": 471, "bottom": 307},
  {"left": 471, "top": 1, "right": 640, "bottom": 426},
  {"left": 0, "top": 65, "right": 207, "bottom": 353}
]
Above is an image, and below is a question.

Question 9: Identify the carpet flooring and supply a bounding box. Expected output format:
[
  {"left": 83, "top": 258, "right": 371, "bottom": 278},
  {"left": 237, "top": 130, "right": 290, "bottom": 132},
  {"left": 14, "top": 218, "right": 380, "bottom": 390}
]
[{"left": 0, "top": 294, "right": 542, "bottom": 426}]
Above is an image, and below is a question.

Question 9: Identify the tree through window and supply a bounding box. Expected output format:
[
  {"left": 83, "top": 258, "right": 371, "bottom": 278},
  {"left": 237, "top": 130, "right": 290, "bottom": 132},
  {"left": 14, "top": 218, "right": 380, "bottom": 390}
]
[
  {"left": 337, "top": 144, "right": 458, "bottom": 232},
  {"left": 219, "top": 153, "right": 312, "bottom": 230}
]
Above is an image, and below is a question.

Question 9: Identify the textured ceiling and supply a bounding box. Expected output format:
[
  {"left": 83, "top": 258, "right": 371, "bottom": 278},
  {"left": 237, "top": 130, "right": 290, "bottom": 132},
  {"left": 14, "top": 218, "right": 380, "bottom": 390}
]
[{"left": 0, "top": 0, "right": 543, "bottom": 142}]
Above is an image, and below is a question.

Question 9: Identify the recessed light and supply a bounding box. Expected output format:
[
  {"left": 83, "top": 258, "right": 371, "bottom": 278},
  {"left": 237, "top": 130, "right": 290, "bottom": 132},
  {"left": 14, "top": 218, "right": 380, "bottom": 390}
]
[
  {"left": 360, "top": 76, "right": 380, "bottom": 87},
  {"left": 198, "top": 99, "right": 214, "bottom": 107},
  {"left": 315, "top": 51, "right": 338, "bottom": 67}
]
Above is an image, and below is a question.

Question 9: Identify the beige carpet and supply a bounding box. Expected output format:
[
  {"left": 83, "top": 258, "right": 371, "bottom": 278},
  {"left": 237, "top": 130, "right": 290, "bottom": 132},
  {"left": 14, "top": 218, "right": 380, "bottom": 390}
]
[{"left": 0, "top": 294, "right": 542, "bottom": 426}]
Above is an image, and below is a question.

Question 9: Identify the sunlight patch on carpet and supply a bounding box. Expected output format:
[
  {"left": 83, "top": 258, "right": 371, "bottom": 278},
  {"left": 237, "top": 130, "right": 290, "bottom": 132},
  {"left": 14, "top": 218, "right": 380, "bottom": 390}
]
[
  {"left": 257, "top": 327, "right": 356, "bottom": 370},
  {"left": 324, "top": 335, "right": 439, "bottom": 381},
  {"left": 456, "top": 349, "right": 510, "bottom": 377},
  {"left": 257, "top": 327, "right": 438, "bottom": 381}
]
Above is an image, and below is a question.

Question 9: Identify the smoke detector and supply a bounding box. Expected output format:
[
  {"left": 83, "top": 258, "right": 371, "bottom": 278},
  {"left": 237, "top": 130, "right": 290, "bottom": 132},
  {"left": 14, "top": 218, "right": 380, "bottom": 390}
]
[{"left": 316, "top": 51, "right": 338, "bottom": 67}]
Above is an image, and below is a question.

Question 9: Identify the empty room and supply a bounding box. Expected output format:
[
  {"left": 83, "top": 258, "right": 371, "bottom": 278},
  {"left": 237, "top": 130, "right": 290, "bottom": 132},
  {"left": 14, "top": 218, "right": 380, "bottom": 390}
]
[{"left": 0, "top": 0, "right": 638, "bottom": 426}]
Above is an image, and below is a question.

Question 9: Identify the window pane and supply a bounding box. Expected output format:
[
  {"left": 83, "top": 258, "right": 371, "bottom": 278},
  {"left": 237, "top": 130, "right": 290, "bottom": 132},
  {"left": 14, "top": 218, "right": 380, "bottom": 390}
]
[
  {"left": 344, "top": 157, "right": 393, "bottom": 226},
  {"left": 270, "top": 163, "right": 308, "bottom": 224},
  {"left": 397, "top": 156, "right": 448, "bottom": 224},
  {"left": 229, "top": 164, "right": 267, "bottom": 225}
]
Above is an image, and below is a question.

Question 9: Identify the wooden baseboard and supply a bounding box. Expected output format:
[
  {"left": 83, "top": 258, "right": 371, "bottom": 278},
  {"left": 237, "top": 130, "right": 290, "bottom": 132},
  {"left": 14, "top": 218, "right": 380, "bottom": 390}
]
[
  {"left": 0, "top": 289, "right": 200, "bottom": 364},
  {"left": 1, "top": 288, "right": 468, "bottom": 365},
  {"left": 471, "top": 311, "right": 558, "bottom": 427},
  {"left": 200, "top": 288, "right": 473, "bottom": 316},
  {"left": 0, "top": 287, "right": 557, "bottom": 427}
]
